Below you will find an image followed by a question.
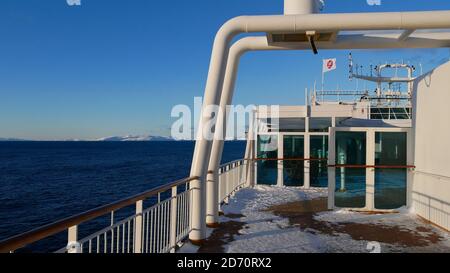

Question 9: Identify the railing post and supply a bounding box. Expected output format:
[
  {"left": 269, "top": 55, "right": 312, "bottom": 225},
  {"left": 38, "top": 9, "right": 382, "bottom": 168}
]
[
  {"left": 224, "top": 165, "right": 229, "bottom": 204},
  {"left": 304, "top": 130, "right": 311, "bottom": 189},
  {"left": 233, "top": 162, "right": 239, "bottom": 191},
  {"left": 365, "top": 129, "right": 375, "bottom": 211},
  {"left": 246, "top": 141, "right": 255, "bottom": 188},
  {"left": 233, "top": 161, "right": 240, "bottom": 189},
  {"left": 239, "top": 161, "right": 243, "bottom": 187},
  {"left": 246, "top": 159, "right": 251, "bottom": 187},
  {"left": 170, "top": 186, "right": 178, "bottom": 253},
  {"left": 134, "top": 200, "right": 143, "bottom": 253},
  {"left": 67, "top": 225, "right": 81, "bottom": 253},
  {"left": 328, "top": 128, "right": 336, "bottom": 210}
]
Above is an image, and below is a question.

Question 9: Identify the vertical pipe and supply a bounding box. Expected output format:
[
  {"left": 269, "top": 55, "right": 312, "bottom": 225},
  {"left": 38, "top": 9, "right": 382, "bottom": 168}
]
[
  {"left": 205, "top": 42, "right": 243, "bottom": 227},
  {"left": 189, "top": 23, "right": 233, "bottom": 243},
  {"left": 284, "top": 0, "right": 322, "bottom": 15}
]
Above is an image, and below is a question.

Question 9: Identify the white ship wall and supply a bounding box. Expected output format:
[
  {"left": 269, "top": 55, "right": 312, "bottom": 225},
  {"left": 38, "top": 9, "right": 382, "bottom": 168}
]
[{"left": 412, "top": 60, "right": 450, "bottom": 231}]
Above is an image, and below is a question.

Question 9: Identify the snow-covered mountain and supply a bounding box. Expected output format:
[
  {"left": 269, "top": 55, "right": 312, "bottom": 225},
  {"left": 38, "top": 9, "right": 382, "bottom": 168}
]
[
  {"left": 0, "top": 135, "right": 175, "bottom": 142},
  {"left": 96, "top": 135, "right": 174, "bottom": 142},
  {"left": 0, "top": 138, "right": 26, "bottom": 141}
]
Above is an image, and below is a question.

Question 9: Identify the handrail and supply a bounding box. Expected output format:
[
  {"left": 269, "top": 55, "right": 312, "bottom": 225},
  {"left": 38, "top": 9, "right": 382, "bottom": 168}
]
[
  {"left": 252, "top": 158, "right": 415, "bottom": 169},
  {"left": 0, "top": 176, "right": 199, "bottom": 253},
  {"left": 253, "top": 158, "right": 328, "bottom": 161},
  {"left": 413, "top": 170, "right": 450, "bottom": 181},
  {"left": 219, "top": 159, "right": 245, "bottom": 169},
  {"left": 328, "top": 164, "right": 415, "bottom": 169}
]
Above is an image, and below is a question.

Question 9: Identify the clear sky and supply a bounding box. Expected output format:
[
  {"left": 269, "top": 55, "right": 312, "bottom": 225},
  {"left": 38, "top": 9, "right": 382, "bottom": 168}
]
[{"left": 0, "top": 0, "right": 449, "bottom": 140}]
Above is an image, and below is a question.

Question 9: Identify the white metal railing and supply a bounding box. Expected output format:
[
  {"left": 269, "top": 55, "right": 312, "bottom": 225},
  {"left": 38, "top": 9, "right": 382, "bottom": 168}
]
[
  {"left": 218, "top": 159, "right": 248, "bottom": 205},
  {"left": 0, "top": 159, "right": 249, "bottom": 254},
  {"left": 55, "top": 187, "right": 192, "bottom": 254},
  {"left": 0, "top": 177, "right": 196, "bottom": 254}
]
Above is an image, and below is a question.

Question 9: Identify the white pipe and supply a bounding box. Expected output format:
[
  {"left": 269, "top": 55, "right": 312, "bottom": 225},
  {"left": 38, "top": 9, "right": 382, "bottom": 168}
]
[
  {"left": 188, "top": 25, "right": 232, "bottom": 243},
  {"left": 206, "top": 37, "right": 310, "bottom": 226},
  {"left": 284, "top": 0, "right": 323, "bottom": 15},
  {"left": 204, "top": 30, "right": 450, "bottom": 225},
  {"left": 191, "top": 10, "right": 450, "bottom": 242}
]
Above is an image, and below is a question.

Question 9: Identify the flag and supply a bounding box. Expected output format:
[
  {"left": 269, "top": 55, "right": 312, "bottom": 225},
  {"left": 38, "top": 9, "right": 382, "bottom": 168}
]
[{"left": 323, "top": 58, "right": 337, "bottom": 73}]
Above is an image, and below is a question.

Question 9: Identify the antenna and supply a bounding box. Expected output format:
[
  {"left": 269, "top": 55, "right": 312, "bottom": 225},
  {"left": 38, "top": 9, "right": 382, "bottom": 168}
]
[{"left": 348, "top": 52, "right": 354, "bottom": 80}]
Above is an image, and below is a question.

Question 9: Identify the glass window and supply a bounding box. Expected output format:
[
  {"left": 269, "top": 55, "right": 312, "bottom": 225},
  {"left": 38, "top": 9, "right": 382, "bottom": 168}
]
[
  {"left": 375, "top": 132, "right": 407, "bottom": 209},
  {"left": 310, "top": 136, "right": 328, "bottom": 187},
  {"left": 257, "top": 135, "right": 278, "bottom": 185},
  {"left": 309, "top": 118, "right": 332, "bottom": 132},
  {"left": 283, "top": 136, "right": 304, "bottom": 186},
  {"left": 335, "top": 117, "right": 350, "bottom": 126},
  {"left": 335, "top": 132, "right": 366, "bottom": 208},
  {"left": 279, "top": 118, "right": 306, "bottom": 133}
]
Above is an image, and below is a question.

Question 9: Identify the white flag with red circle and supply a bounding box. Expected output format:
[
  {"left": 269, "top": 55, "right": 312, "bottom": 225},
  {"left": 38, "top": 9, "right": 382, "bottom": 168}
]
[{"left": 323, "top": 58, "right": 337, "bottom": 73}]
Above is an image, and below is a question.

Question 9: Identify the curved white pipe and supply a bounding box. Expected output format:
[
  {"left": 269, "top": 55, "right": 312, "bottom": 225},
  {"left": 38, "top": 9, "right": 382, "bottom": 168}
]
[
  {"left": 206, "top": 37, "right": 296, "bottom": 225},
  {"left": 204, "top": 32, "right": 450, "bottom": 225},
  {"left": 190, "top": 10, "right": 450, "bottom": 241}
]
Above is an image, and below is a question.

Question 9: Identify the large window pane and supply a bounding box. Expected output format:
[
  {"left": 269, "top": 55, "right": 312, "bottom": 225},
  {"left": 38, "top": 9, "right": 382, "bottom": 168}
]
[
  {"left": 375, "top": 132, "right": 407, "bottom": 209},
  {"left": 257, "top": 135, "right": 278, "bottom": 185},
  {"left": 309, "top": 118, "right": 332, "bottom": 132},
  {"left": 310, "top": 136, "right": 328, "bottom": 187},
  {"left": 335, "top": 132, "right": 366, "bottom": 208},
  {"left": 335, "top": 117, "right": 350, "bottom": 126},
  {"left": 279, "top": 118, "right": 306, "bottom": 133},
  {"left": 283, "top": 136, "right": 304, "bottom": 186}
]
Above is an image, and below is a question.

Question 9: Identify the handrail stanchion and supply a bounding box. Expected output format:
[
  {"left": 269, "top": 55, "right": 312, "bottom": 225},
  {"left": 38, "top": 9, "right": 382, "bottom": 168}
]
[
  {"left": 134, "top": 200, "right": 143, "bottom": 253},
  {"left": 67, "top": 225, "right": 80, "bottom": 253},
  {"left": 169, "top": 186, "right": 178, "bottom": 253}
]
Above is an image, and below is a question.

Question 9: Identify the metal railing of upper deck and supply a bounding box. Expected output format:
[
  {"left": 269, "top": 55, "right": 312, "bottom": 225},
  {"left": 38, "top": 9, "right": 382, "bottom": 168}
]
[{"left": 218, "top": 159, "right": 248, "bottom": 205}]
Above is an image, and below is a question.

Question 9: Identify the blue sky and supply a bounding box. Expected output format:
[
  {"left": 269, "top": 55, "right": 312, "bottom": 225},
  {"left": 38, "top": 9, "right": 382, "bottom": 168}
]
[{"left": 0, "top": 0, "right": 449, "bottom": 140}]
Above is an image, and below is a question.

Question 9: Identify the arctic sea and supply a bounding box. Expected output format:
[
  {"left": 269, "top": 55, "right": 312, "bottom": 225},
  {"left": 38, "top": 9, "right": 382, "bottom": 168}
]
[{"left": 0, "top": 141, "right": 245, "bottom": 252}]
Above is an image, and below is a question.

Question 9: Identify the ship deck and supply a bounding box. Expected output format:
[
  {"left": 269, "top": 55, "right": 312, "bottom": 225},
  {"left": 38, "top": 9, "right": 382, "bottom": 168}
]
[{"left": 180, "top": 186, "right": 450, "bottom": 253}]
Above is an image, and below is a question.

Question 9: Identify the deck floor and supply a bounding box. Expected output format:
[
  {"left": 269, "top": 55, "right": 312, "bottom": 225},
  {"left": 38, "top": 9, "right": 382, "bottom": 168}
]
[{"left": 180, "top": 186, "right": 450, "bottom": 253}]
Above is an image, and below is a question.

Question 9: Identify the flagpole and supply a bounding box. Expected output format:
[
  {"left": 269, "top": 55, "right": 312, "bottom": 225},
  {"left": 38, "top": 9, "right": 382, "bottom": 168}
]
[{"left": 321, "top": 70, "right": 324, "bottom": 92}]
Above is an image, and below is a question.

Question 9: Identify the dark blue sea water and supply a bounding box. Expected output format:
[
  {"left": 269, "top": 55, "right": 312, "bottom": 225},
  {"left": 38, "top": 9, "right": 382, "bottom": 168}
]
[{"left": 0, "top": 141, "right": 245, "bottom": 252}]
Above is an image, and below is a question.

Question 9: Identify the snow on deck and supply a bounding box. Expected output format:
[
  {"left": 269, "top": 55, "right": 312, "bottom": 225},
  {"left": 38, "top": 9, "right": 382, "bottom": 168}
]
[{"left": 180, "top": 186, "right": 450, "bottom": 253}]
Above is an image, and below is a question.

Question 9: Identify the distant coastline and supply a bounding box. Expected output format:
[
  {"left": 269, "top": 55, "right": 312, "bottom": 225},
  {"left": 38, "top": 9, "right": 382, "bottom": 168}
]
[{"left": 0, "top": 135, "right": 174, "bottom": 142}]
